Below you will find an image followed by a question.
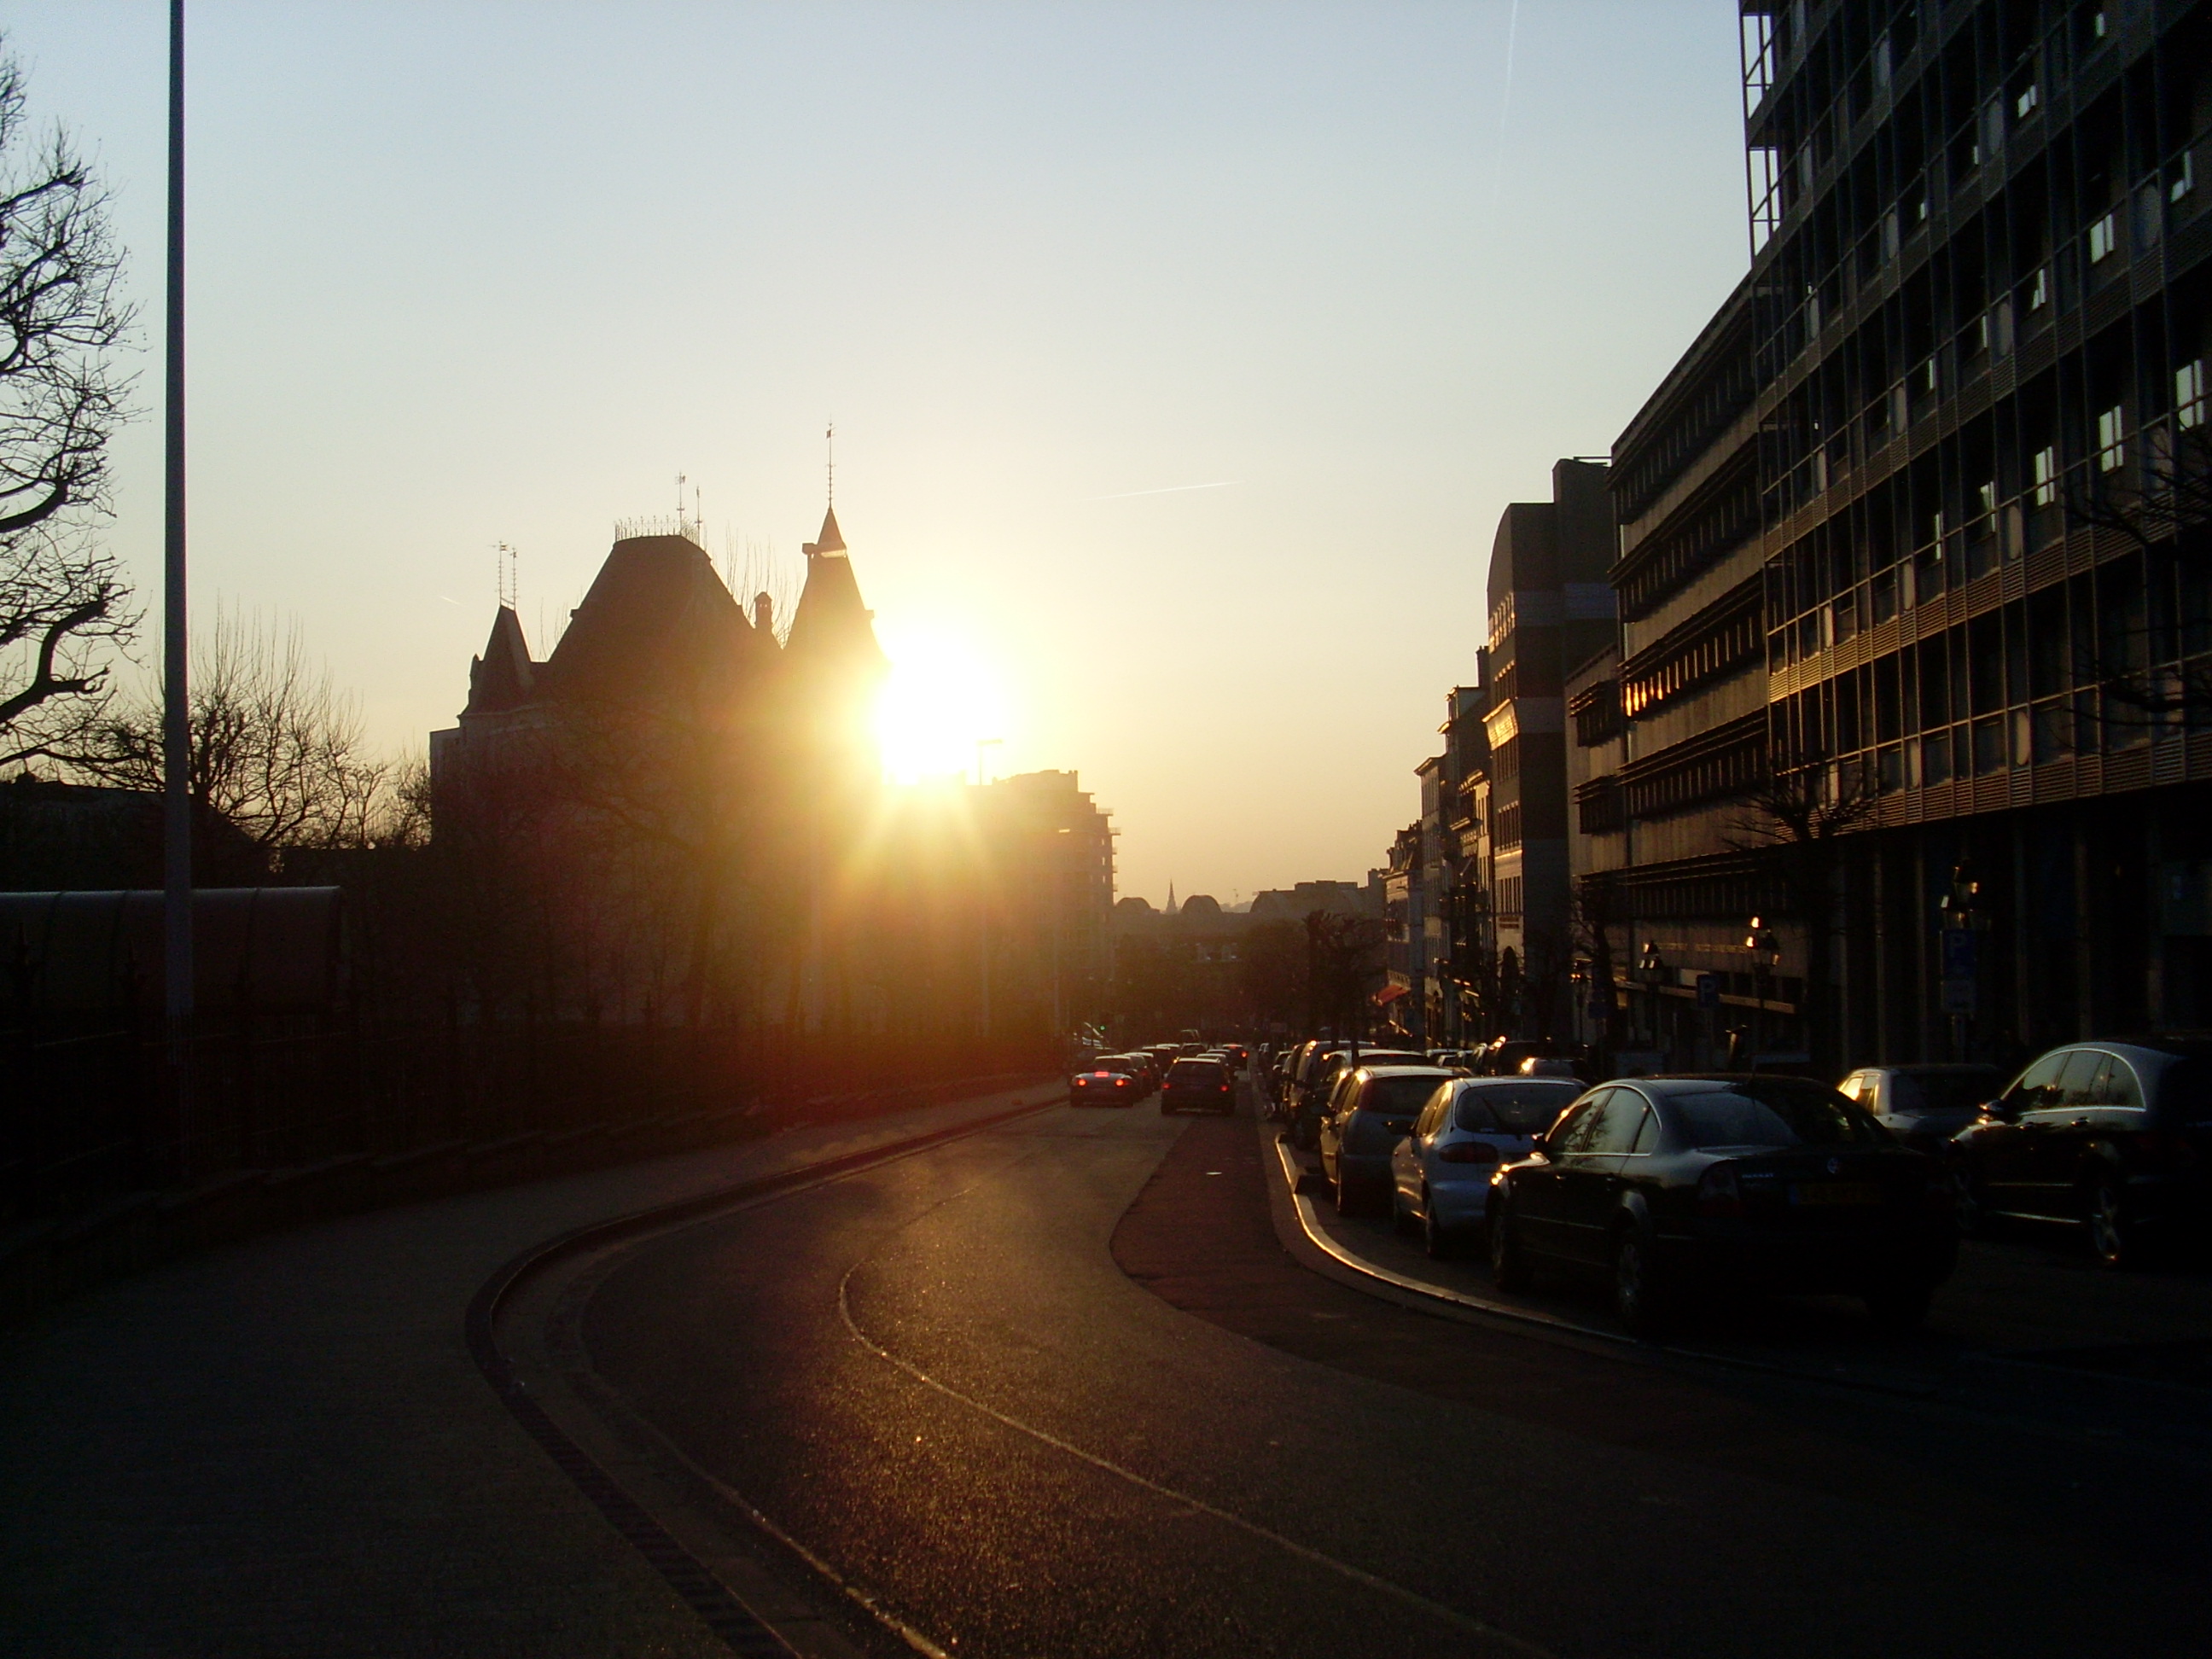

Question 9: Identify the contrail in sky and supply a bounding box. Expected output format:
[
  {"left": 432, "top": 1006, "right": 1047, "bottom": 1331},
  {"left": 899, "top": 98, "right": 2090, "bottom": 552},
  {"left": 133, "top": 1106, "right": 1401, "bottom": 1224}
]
[
  {"left": 1084, "top": 480, "right": 1238, "bottom": 501},
  {"left": 1489, "top": 0, "right": 1523, "bottom": 216}
]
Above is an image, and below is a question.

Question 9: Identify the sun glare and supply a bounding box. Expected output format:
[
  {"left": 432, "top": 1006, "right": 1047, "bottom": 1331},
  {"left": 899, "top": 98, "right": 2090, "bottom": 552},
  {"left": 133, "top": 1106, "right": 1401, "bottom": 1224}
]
[{"left": 874, "top": 630, "right": 1008, "bottom": 785}]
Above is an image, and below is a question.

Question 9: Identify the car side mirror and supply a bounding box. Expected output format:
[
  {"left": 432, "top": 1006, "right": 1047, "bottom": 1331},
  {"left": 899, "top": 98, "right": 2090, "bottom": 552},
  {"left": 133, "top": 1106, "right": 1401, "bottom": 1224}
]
[
  {"left": 1982, "top": 1097, "right": 2017, "bottom": 1122},
  {"left": 1528, "top": 1132, "right": 1550, "bottom": 1158}
]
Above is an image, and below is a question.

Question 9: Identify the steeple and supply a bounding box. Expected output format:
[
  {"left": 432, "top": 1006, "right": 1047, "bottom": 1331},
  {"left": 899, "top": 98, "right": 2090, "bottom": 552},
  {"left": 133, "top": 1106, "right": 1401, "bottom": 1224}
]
[
  {"left": 1167, "top": 882, "right": 1179, "bottom": 917},
  {"left": 804, "top": 505, "right": 847, "bottom": 558}
]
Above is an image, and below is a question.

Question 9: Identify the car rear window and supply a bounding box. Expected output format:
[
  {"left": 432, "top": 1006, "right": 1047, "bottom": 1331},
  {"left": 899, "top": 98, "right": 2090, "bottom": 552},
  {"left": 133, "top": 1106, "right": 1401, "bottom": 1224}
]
[
  {"left": 1454, "top": 1082, "right": 1582, "bottom": 1134},
  {"left": 1360, "top": 1075, "right": 1447, "bottom": 1116},
  {"left": 1672, "top": 1086, "right": 1883, "bottom": 1149},
  {"left": 1168, "top": 1061, "right": 1226, "bottom": 1085}
]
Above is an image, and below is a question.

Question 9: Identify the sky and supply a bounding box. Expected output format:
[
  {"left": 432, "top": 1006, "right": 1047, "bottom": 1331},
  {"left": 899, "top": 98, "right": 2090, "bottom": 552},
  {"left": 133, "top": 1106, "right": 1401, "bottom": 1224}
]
[{"left": 8, "top": 1, "right": 1749, "bottom": 908}]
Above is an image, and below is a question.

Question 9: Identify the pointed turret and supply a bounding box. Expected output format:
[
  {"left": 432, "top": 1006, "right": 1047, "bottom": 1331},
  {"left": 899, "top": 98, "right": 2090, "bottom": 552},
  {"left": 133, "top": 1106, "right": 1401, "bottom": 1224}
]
[
  {"left": 803, "top": 506, "right": 847, "bottom": 558},
  {"left": 464, "top": 606, "right": 536, "bottom": 716}
]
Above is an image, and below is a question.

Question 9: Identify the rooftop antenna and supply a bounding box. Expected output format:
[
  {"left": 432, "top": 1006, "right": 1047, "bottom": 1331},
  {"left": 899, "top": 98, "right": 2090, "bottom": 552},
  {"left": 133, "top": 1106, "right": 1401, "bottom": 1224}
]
[
  {"left": 675, "top": 471, "right": 686, "bottom": 534},
  {"left": 494, "top": 540, "right": 519, "bottom": 608},
  {"left": 826, "top": 422, "right": 835, "bottom": 508}
]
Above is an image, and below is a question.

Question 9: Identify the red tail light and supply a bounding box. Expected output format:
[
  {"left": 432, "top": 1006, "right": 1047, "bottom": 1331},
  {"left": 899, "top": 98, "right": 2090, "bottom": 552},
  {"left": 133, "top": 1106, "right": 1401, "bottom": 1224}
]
[
  {"left": 1437, "top": 1141, "right": 1499, "bottom": 1165},
  {"left": 1697, "top": 1165, "right": 1743, "bottom": 1218}
]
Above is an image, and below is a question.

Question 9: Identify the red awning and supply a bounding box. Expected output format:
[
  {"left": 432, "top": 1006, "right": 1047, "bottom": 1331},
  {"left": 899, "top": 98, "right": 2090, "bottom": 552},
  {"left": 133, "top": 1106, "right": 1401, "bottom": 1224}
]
[{"left": 1372, "top": 983, "right": 1411, "bottom": 1006}]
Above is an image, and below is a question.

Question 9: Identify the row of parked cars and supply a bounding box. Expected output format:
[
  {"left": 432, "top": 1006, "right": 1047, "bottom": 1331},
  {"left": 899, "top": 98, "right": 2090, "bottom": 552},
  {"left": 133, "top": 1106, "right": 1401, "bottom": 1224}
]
[{"left": 1268, "top": 1033, "right": 2212, "bottom": 1337}]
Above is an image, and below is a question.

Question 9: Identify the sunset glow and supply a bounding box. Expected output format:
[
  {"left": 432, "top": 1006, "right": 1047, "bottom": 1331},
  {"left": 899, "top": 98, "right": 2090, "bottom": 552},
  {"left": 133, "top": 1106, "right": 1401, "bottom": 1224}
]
[{"left": 873, "top": 629, "right": 1007, "bottom": 785}]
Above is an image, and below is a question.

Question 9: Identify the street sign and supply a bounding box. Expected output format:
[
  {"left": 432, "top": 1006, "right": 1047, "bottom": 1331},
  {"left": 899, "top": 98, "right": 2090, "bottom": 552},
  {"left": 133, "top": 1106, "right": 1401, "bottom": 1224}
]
[
  {"left": 1696, "top": 973, "right": 1720, "bottom": 1009},
  {"left": 1941, "top": 978, "right": 1976, "bottom": 1015}
]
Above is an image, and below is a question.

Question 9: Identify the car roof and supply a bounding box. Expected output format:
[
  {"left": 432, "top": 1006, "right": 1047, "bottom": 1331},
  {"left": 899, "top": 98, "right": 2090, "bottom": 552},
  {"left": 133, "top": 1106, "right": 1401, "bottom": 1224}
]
[
  {"left": 1353, "top": 1064, "right": 1456, "bottom": 1079},
  {"left": 1857, "top": 1062, "right": 2000, "bottom": 1075},
  {"left": 1620, "top": 1074, "right": 1848, "bottom": 1095},
  {"left": 1453, "top": 1074, "right": 1580, "bottom": 1088}
]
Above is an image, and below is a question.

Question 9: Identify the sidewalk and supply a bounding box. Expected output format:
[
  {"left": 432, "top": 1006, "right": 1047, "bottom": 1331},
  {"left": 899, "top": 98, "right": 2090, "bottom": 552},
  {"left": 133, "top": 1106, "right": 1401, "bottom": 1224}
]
[
  {"left": 1266, "top": 1121, "right": 2212, "bottom": 1440},
  {"left": 0, "top": 1083, "right": 1047, "bottom": 1658}
]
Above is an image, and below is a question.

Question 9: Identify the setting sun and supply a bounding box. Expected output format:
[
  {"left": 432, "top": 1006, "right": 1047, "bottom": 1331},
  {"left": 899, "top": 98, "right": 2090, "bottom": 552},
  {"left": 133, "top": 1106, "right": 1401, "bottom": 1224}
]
[{"left": 873, "top": 628, "right": 1008, "bottom": 784}]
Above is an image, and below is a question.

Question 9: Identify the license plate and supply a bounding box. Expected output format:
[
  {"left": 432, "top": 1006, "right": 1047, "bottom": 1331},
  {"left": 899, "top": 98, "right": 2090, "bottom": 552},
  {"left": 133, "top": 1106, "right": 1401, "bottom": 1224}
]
[{"left": 1791, "top": 1182, "right": 1883, "bottom": 1207}]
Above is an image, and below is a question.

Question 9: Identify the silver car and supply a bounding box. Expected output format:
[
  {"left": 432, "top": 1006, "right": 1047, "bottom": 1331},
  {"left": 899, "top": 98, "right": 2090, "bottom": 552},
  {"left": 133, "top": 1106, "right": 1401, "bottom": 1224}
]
[
  {"left": 1389, "top": 1075, "right": 1585, "bottom": 1256},
  {"left": 1835, "top": 1064, "right": 2002, "bottom": 1152}
]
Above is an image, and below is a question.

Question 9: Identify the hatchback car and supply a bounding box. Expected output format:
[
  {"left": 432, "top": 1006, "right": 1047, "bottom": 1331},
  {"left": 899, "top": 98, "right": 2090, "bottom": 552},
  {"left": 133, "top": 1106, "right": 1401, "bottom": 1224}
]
[
  {"left": 1068, "top": 1067, "right": 1141, "bottom": 1106},
  {"left": 1836, "top": 1064, "right": 2002, "bottom": 1152},
  {"left": 1391, "top": 1076, "right": 1586, "bottom": 1255},
  {"left": 1291, "top": 1047, "right": 1427, "bottom": 1148},
  {"left": 1947, "top": 1039, "right": 2212, "bottom": 1267},
  {"left": 1487, "top": 1076, "right": 1955, "bottom": 1336},
  {"left": 1161, "top": 1057, "right": 1237, "bottom": 1115},
  {"left": 1317, "top": 1065, "right": 1458, "bottom": 1214}
]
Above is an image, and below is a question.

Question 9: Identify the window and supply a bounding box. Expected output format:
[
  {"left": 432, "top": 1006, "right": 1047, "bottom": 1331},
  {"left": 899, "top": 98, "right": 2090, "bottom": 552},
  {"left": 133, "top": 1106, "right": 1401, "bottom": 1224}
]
[
  {"left": 2028, "top": 267, "right": 2049, "bottom": 310},
  {"left": 1589, "top": 1091, "right": 1651, "bottom": 1154},
  {"left": 2033, "top": 445, "right": 2058, "bottom": 505},
  {"left": 2088, "top": 212, "right": 2117, "bottom": 264},
  {"left": 2098, "top": 406, "right": 2126, "bottom": 472},
  {"left": 1670, "top": 1085, "right": 1883, "bottom": 1148},
  {"left": 1548, "top": 1097, "right": 1606, "bottom": 1154},
  {"left": 2099, "top": 1059, "right": 2144, "bottom": 1109},
  {"left": 2007, "top": 1051, "right": 2069, "bottom": 1110},
  {"left": 1976, "top": 481, "right": 1998, "bottom": 520},
  {"left": 2016, "top": 84, "right": 2039, "bottom": 119},
  {"left": 2181, "top": 361, "right": 2207, "bottom": 431},
  {"left": 1454, "top": 1081, "right": 1581, "bottom": 1135},
  {"left": 2174, "top": 152, "right": 2197, "bottom": 203},
  {"left": 2057, "top": 1050, "right": 2107, "bottom": 1109}
]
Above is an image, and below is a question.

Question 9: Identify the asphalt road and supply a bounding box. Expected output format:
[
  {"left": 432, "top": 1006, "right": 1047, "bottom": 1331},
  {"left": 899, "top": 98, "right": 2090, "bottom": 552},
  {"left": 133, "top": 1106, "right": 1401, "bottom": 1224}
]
[{"left": 567, "top": 1085, "right": 2209, "bottom": 1658}]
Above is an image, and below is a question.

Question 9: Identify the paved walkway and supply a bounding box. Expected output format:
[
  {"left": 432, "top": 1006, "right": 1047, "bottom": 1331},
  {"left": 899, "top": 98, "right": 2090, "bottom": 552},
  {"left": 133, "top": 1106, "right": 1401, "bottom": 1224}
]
[{"left": 0, "top": 1085, "right": 1045, "bottom": 1658}]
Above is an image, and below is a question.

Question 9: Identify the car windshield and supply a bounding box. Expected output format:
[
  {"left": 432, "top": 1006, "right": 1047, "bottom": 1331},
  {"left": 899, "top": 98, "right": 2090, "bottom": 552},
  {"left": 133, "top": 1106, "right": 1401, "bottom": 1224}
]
[
  {"left": 1892, "top": 1070, "right": 1998, "bottom": 1114},
  {"left": 1455, "top": 1082, "right": 1581, "bottom": 1134},
  {"left": 1360, "top": 1075, "right": 1447, "bottom": 1115},
  {"left": 1672, "top": 1086, "right": 1884, "bottom": 1149}
]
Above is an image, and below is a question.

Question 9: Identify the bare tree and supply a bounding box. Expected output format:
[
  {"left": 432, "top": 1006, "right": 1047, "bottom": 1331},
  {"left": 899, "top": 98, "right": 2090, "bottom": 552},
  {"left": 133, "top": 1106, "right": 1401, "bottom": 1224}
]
[
  {"left": 0, "top": 40, "right": 137, "bottom": 765},
  {"left": 2065, "top": 422, "right": 2212, "bottom": 725},
  {"left": 1726, "top": 753, "right": 1877, "bottom": 1072},
  {"left": 71, "top": 607, "right": 395, "bottom": 867}
]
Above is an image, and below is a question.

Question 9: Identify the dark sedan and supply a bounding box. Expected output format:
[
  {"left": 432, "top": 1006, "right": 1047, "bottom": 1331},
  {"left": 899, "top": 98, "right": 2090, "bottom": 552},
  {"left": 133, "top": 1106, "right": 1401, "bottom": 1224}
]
[
  {"left": 1947, "top": 1039, "right": 2212, "bottom": 1267},
  {"left": 1161, "top": 1057, "right": 1237, "bottom": 1115},
  {"left": 1487, "top": 1075, "right": 1956, "bottom": 1337}
]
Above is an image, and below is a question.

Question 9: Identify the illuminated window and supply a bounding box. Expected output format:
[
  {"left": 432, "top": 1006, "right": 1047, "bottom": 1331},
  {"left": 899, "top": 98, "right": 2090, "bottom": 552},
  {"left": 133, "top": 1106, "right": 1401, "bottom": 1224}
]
[
  {"left": 2088, "top": 213, "right": 2117, "bottom": 263},
  {"left": 2033, "top": 445, "right": 2058, "bottom": 505},
  {"left": 2098, "top": 407, "right": 2126, "bottom": 473},
  {"left": 2180, "top": 360, "right": 2207, "bottom": 430},
  {"left": 2027, "top": 267, "right": 2049, "bottom": 310},
  {"left": 1977, "top": 481, "right": 1997, "bottom": 519},
  {"left": 2016, "top": 84, "right": 2039, "bottom": 119}
]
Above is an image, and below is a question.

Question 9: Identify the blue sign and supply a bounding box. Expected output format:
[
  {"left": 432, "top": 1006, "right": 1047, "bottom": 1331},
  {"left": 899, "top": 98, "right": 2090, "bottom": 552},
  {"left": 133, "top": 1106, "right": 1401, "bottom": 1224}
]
[{"left": 1696, "top": 972, "right": 1721, "bottom": 1009}]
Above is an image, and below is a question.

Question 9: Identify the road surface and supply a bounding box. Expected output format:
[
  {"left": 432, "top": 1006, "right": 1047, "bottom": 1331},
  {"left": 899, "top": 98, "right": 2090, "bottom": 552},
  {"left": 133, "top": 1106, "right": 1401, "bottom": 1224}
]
[{"left": 550, "top": 1085, "right": 2209, "bottom": 1657}]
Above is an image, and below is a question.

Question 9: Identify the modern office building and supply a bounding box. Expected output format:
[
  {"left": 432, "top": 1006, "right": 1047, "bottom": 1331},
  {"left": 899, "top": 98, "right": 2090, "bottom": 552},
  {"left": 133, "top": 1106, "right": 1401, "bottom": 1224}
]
[{"left": 1607, "top": 0, "right": 2212, "bottom": 1068}]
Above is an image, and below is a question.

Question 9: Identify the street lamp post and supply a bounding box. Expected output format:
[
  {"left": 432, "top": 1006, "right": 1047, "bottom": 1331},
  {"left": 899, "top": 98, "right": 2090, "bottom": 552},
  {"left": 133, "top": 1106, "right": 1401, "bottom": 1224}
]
[
  {"left": 1743, "top": 916, "right": 1779, "bottom": 1063},
  {"left": 1635, "top": 940, "right": 1668, "bottom": 1057},
  {"left": 1937, "top": 863, "right": 1988, "bottom": 1062},
  {"left": 161, "top": 0, "right": 194, "bottom": 1176}
]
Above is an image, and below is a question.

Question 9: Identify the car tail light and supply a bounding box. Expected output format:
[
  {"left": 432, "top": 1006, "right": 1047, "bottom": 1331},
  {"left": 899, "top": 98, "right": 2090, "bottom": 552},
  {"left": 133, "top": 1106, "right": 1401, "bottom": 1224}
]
[
  {"left": 1219, "top": 1083, "right": 1231, "bottom": 1092},
  {"left": 1437, "top": 1141, "right": 1499, "bottom": 1165},
  {"left": 1697, "top": 1165, "right": 1743, "bottom": 1218}
]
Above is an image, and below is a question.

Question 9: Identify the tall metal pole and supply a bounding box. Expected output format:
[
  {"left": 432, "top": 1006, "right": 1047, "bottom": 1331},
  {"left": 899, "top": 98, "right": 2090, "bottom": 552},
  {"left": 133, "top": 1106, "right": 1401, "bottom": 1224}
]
[{"left": 162, "top": 1, "right": 193, "bottom": 1093}]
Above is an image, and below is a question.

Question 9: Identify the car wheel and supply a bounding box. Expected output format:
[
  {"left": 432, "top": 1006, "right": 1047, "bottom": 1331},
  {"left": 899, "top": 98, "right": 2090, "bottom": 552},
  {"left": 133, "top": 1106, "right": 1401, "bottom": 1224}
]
[
  {"left": 1863, "top": 1280, "right": 1934, "bottom": 1331},
  {"left": 1611, "top": 1225, "right": 1669, "bottom": 1340},
  {"left": 1421, "top": 1191, "right": 1454, "bottom": 1259},
  {"left": 1488, "top": 1195, "right": 1532, "bottom": 1291},
  {"left": 1392, "top": 1187, "right": 1417, "bottom": 1237},
  {"left": 2085, "top": 1170, "right": 2146, "bottom": 1270}
]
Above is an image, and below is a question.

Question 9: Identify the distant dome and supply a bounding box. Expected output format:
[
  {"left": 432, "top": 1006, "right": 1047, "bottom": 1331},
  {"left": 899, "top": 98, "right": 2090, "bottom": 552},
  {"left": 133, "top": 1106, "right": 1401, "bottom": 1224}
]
[
  {"left": 1178, "top": 894, "right": 1223, "bottom": 921},
  {"left": 1115, "top": 896, "right": 1157, "bottom": 916}
]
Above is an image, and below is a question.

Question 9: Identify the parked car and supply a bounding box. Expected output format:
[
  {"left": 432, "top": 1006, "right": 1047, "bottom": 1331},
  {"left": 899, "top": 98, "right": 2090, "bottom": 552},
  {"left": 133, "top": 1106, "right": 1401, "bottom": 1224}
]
[
  {"left": 1486, "top": 1075, "right": 1956, "bottom": 1336},
  {"left": 1161, "top": 1057, "right": 1237, "bottom": 1115},
  {"left": 1068, "top": 1066, "right": 1143, "bottom": 1108},
  {"left": 1478, "top": 1038, "right": 1569, "bottom": 1077},
  {"left": 1292, "top": 1047, "right": 1428, "bottom": 1149},
  {"left": 1317, "top": 1065, "right": 1458, "bottom": 1214},
  {"left": 1947, "top": 1039, "right": 2212, "bottom": 1267},
  {"left": 1836, "top": 1064, "right": 2002, "bottom": 1151},
  {"left": 1391, "top": 1076, "right": 1586, "bottom": 1255}
]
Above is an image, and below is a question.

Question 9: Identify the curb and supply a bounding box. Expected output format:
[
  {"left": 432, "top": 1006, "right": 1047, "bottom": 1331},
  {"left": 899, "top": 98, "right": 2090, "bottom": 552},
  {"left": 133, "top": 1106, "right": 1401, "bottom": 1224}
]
[{"left": 465, "top": 1087, "right": 1057, "bottom": 1656}]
